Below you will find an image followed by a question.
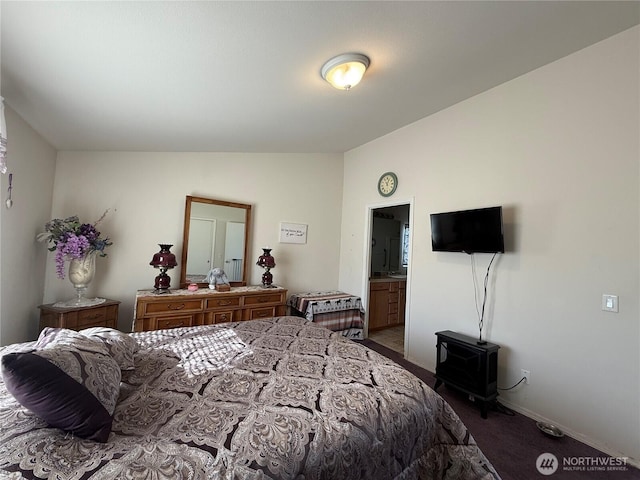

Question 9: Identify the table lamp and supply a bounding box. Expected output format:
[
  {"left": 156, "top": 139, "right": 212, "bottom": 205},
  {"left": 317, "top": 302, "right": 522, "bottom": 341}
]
[
  {"left": 256, "top": 247, "right": 276, "bottom": 288},
  {"left": 150, "top": 244, "right": 178, "bottom": 293}
]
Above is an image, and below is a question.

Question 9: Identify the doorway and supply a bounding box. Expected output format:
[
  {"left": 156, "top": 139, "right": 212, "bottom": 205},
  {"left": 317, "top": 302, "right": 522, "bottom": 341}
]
[
  {"left": 224, "top": 222, "right": 245, "bottom": 281},
  {"left": 186, "top": 218, "right": 217, "bottom": 275},
  {"left": 366, "top": 203, "right": 411, "bottom": 355}
]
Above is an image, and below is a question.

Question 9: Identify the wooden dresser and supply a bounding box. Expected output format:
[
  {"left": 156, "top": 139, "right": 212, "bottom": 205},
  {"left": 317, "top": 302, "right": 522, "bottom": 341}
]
[
  {"left": 133, "top": 286, "right": 288, "bottom": 332},
  {"left": 38, "top": 299, "right": 120, "bottom": 332}
]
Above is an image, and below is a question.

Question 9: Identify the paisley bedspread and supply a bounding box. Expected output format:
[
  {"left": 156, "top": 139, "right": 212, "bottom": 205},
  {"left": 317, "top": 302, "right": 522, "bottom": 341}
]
[{"left": 0, "top": 316, "right": 500, "bottom": 479}]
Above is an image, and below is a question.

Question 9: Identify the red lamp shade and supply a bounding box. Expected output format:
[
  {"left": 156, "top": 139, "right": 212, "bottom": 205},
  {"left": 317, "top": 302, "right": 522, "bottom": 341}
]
[
  {"left": 150, "top": 244, "right": 178, "bottom": 292},
  {"left": 150, "top": 244, "right": 178, "bottom": 268},
  {"left": 256, "top": 248, "right": 276, "bottom": 269}
]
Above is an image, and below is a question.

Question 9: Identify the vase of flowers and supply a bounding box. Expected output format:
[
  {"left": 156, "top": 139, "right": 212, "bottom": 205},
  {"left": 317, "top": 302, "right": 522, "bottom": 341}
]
[
  {"left": 38, "top": 211, "right": 112, "bottom": 306},
  {"left": 67, "top": 250, "right": 97, "bottom": 305}
]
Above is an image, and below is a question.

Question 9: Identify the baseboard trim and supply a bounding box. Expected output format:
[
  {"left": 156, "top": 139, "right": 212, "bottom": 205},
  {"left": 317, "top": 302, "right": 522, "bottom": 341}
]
[
  {"left": 376, "top": 342, "right": 639, "bottom": 470},
  {"left": 497, "top": 398, "right": 639, "bottom": 469}
]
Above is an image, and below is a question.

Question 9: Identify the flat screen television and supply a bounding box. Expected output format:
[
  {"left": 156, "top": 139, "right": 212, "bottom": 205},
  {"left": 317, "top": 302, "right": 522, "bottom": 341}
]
[{"left": 430, "top": 206, "right": 505, "bottom": 254}]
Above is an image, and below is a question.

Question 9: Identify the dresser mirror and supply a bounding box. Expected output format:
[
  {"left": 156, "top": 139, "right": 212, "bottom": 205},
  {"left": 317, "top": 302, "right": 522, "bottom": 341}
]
[{"left": 180, "top": 195, "right": 252, "bottom": 288}]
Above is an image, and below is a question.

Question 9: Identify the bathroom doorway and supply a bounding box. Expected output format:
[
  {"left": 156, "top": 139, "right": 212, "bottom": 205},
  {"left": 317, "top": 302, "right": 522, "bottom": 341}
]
[{"left": 367, "top": 203, "right": 411, "bottom": 355}]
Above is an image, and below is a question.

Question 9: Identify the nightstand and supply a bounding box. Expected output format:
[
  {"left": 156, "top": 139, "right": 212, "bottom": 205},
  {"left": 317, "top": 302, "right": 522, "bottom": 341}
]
[{"left": 38, "top": 299, "right": 120, "bottom": 332}]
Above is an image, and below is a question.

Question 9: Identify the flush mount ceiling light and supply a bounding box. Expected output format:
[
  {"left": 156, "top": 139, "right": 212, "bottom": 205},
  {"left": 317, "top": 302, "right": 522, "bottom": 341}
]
[{"left": 321, "top": 53, "right": 370, "bottom": 90}]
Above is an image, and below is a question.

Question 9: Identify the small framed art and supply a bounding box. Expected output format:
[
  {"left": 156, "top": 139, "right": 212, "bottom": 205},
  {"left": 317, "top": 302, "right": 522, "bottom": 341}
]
[{"left": 279, "top": 222, "right": 307, "bottom": 244}]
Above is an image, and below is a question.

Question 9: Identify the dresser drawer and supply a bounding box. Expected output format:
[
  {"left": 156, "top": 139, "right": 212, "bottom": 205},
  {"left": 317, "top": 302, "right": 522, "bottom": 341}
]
[
  {"left": 206, "top": 297, "right": 241, "bottom": 310},
  {"left": 77, "top": 308, "right": 108, "bottom": 328},
  {"left": 144, "top": 299, "right": 203, "bottom": 316},
  {"left": 370, "top": 282, "right": 389, "bottom": 291},
  {"left": 245, "top": 306, "right": 278, "bottom": 320},
  {"left": 156, "top": 315, "right": 194, "bottom": 330},
  {"left": 244, "top": 293, "right": 283, "bottom": 306},
  {"left": 212, "top": 311, "right": 236, "bottom": 324}
]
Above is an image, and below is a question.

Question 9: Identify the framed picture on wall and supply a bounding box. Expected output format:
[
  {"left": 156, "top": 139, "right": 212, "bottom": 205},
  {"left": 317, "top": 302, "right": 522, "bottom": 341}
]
[{"left": 279, "top": 222, "right": 307, "bottom": 244}]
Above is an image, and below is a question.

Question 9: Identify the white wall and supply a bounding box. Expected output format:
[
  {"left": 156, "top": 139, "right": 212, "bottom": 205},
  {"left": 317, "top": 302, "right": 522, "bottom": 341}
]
[
  {"left": 340, "top": 27, "right": 640, "bottom": 462},
  {"left": 2, "top": 20, "right": 637, "bottom": 465},
  {"left": 44, "top": 152, "right": 344, "bottom": 331},
  {"left": 0, "top": 106, "right": 56, "bottom": 345}
]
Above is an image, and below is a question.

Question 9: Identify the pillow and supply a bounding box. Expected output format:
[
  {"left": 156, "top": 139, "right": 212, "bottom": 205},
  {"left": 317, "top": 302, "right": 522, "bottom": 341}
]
[
  {"left": 0, "top": 328, "right": 121, "bottom": 442},
  {"left": 80, "top": 327, "right": 138, "bottom": 371}
]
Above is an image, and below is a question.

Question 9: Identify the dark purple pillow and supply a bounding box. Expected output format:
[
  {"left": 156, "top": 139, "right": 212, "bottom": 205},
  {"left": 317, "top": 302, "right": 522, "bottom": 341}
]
[{"left": 0, "top": 328, "right": 121, "bottom": 442}]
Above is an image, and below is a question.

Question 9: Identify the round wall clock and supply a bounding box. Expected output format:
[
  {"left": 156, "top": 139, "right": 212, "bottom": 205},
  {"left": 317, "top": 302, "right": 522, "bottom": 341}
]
[{"left": 377, "top": 172, "right": 398, "bottom": 197}]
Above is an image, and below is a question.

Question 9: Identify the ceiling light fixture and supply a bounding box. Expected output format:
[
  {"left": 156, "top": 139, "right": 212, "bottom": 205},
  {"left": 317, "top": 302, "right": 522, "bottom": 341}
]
[{"left": 321, "top": 53, "right": 370, "bottom": 91}]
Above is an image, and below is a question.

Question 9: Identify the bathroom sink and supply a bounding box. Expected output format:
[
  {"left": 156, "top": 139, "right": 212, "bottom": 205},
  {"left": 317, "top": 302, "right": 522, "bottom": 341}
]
[{"left": 388, "top": 274, "right": 407, "bottom": 279}]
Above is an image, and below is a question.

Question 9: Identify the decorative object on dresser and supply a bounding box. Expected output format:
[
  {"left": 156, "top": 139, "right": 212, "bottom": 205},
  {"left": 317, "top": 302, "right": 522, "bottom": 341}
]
[
  {"left": 149, "top": 244, "right": 178, "bottom": 293},
  {"left": 38, "top": 299, "right": 120, "bottom": 332},
  {"left": 37, "top": 211, "right": 112, "bottom": 307},
  {"left": 180, "top": 195, "right": 251, "bottom": 288},
  {"left": 256, "top": 247, "right": 276, "bottom": 287},
  {"left": 133, "top": 286, "right": 287, "bottom": 331},
  {"left": 205, "top": 267, "right": 230, "bottom": 291}
]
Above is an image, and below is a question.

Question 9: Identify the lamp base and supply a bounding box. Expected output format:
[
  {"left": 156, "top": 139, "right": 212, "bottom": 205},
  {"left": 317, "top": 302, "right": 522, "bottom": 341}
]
[
  {"left": 261, "top": 269, "right": 273, "bottom": 288},
  {"left": 154, "top": 269, "right": 172, "bottom": 293}
]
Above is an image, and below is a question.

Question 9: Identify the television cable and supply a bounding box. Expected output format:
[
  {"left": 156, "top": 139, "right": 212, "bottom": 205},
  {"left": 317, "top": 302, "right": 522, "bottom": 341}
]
[{"left": 471, "top": 252, "right": 498, "bottom": 344}]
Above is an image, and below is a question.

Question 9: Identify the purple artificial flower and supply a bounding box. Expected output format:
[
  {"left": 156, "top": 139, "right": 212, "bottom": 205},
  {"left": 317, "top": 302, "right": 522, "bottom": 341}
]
[{"left": 39, "top": 211, "right": 113, "bottom": 279}]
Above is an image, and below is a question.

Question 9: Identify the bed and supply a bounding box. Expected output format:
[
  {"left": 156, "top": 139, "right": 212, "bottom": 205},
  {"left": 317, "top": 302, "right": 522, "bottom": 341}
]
[{"left": 0, "top": 316, "right": 499, "bottom": 479}]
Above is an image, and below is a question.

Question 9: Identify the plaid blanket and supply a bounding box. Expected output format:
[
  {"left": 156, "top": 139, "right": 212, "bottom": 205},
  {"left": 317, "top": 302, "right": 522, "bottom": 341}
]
[{"left": 288, "top": 291, "right": 364, "bottom": 339}]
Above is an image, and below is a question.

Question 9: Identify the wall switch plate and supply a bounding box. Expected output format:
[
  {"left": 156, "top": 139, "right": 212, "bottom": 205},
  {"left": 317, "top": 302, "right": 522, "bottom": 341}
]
[{"left": 602, "top": 294, "right": 619, "bottom": 313}]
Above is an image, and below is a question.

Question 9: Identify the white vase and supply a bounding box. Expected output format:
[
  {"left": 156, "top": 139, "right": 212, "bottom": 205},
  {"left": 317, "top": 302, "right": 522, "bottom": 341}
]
[{"left": 64, "top": 251, "right": 102, "bottom": 307}]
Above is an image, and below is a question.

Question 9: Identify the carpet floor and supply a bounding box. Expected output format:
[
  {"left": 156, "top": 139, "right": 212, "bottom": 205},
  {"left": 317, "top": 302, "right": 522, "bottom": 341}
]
[{"left": 359, "top": 339, "right": 639, "bottom": 480}]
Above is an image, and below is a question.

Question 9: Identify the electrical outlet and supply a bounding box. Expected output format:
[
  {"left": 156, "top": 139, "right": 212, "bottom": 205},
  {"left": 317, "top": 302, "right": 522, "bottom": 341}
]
[{"left": 521, "top": 369, "right": 530, "bottom": 385}]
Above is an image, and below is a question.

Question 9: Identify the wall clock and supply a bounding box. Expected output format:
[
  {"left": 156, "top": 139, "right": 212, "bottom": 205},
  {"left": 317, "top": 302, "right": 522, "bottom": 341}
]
[{"left": 377, "top": 172, "right": 398, "bottom": 197}]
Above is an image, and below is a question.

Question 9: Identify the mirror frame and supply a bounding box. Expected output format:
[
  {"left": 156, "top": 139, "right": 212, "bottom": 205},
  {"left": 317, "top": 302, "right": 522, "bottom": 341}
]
[{"left": 180, "top": 195, "right": 252, "bottom": 288}]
